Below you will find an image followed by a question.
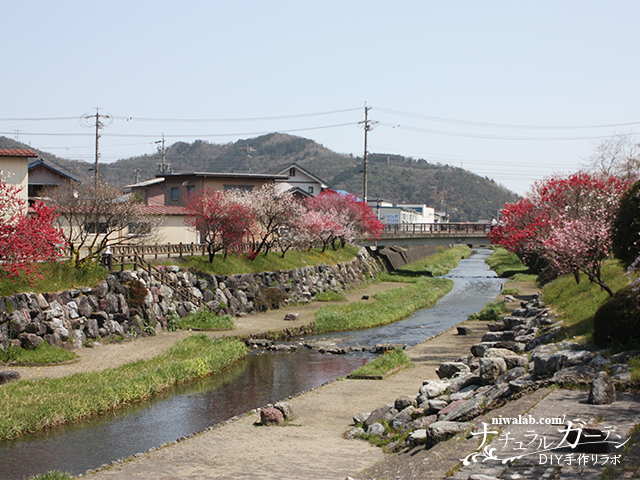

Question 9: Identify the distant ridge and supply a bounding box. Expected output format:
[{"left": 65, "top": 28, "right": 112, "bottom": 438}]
[{"left": 0, "top": 134, "right": 518, "bottom": 221}]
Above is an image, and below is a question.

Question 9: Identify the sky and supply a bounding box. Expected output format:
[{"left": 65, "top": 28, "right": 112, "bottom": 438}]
[{"left": 2, "top": 0, "right": 640, "bottom": 195}]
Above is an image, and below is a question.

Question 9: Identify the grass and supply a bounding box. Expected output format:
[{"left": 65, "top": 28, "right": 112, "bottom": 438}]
[
  {"left": 378, "top": 246, "right": 471, "bottom": 282},
  {"left": 501, "top": 287, "right": 521, "bottom": 296},
  {"left": 348, "top": 347, "right": 413, "bottom": 379},
  {"left": 0, "top": 261, "right": 109, "bottom": 297},
  {"left": 312, "top": 247, "right": 471, "bottom": 333},
  {"left": 542, "top": 260, "right": 629, "bottom": 341},
  {"left": 484, "top": 247, "right": 531, "bottom": 278},
  {"left": 0, "top": 343, "right": 78, "bottom": 365},
  {"left": 161, "top": 244, "right": 361, "bottom": 276},
  {"left": 0, "top": 334, "right": 248, "bottom": 440},
  {"left": 29, "top": 472, "right": 73, "bottom": 480},
  {"left": 174, "top": 310, "right": 235, "bottom": 331},
  {"left": 467, "top": 300, "right": 507, "bottom": 321},
  {"left": 315, "top": 291, "right": 347, "bottom": 302},
  {"left": 313, "top": 277, "right": 453, "bottom": 333}
]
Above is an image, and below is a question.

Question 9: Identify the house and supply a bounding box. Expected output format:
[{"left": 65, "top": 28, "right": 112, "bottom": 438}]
[
  {"left": 124, "top": 177, "right": 165, "bottom": 207},
  {"left": 0, "top": 149, "right": 36, "bottom": 212},
  {"left": 270, "top": 163, "right": 332, "bottom": 197},
  {"left": 367, "top": 200, "right": 437, "bottom": 225},
  {"left": 27, "top": 158, "right": 79, "bottom": 204},
  {"left": 161, "top": 172, "right": 288, "bottom": 207}
]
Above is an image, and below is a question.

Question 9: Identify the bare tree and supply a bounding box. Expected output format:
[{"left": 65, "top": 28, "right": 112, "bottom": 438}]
[
  {"left": 587, "top": 133, "right": 640, "bottom": 181},
  {"left": 44, "top": 180, "right": 163, "bottom": 268}
]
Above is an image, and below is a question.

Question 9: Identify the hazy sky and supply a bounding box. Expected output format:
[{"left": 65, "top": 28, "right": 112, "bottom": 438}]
[{"left": 2, "top": 0, "right": 639, "bottom": 195}]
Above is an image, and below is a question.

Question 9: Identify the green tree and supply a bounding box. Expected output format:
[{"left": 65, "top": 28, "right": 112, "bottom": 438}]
[{"left": 611, "top": 180, "right": 640, "bottom": 267}]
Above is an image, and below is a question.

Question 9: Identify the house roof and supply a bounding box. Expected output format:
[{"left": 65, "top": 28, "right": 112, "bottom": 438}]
[
  {"left": 124, "top": 177, "right": 165, "bottom": 189},
  {"left": 28, "top": 158, "right": 79, "bottom": 182},
  {"left": 0, "top": 149, "right": 37, "bottom": 157},
  {"left": 269, "top": 163, "right": 333, "bottom": 189},
  {"left": 163, "top": 172, "right": 288, "bottom": 180},
  {"left": 140, "top": 205, "right": 187, "bottom": 216}
]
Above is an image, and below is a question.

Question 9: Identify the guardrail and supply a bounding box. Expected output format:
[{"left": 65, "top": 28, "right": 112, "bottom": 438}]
[{"left": 381, "top": 222, "right": 491, "bottom": 235}]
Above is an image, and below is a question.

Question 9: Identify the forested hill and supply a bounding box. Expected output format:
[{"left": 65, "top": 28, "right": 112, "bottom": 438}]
[{"left": 0, "top": 133, "right": 518, "bottom": 221}]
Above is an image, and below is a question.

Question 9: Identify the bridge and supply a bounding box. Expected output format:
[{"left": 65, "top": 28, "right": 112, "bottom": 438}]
[{"left": 357, "top": 223, "right": 492, "bottom": 247}]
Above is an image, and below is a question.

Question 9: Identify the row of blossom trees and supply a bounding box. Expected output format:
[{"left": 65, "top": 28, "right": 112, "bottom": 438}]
[
  {"left": 184, "top": 184, "right": 383, "bottom": 261},
  {"left": 488, "top": 172, "right": 631, "bottom": 296}
]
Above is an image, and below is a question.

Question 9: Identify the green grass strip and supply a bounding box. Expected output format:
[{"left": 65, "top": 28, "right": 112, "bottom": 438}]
[
  {"left": 378, "top": 245, "right": 471, "bottom": 282},
  {"left": 0, "top": 334, "right": 248, "bottom": 440},
  {"left": 313, "top": 277, "right": 453, "bottom": 333},
  {"left": 348, "top": 347, "right": 413, "bottom": 379},
  {"left": 1, "top": 343, "right": 78, "bottom": 365},
  {"left": 484, "top": 247, "right": 531, "bottom": 278}
]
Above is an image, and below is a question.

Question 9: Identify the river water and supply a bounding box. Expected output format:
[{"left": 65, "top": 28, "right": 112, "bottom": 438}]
[{"left": 0, "top": 248, "right": 504, "bottom": 480}]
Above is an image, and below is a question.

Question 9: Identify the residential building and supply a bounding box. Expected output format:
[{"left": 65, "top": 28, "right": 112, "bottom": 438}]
[
  {"left": 27, "top": 158, "right": 79, "bottom": 204},
  {"left": 0, "top": 149, "right": 36, "bottom": 212},
  {"left": 270, "top": 163, "right": 332, "bottom": 197}
]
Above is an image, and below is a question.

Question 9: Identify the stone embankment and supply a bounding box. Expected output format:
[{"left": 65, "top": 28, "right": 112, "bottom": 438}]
[
  {"left": 0, "top": 249, "right": 380, "bottom": 355},
  {"left": 350, "top": 294, "right": 632, "bottom": 455}
]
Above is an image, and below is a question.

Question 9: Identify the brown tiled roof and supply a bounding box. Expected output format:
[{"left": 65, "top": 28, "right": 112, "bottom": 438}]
[
  {"left": 0, "top": 149, "right": 37, "bottom": 157},
  {"left": 140, "top": 205, "right": 187, "bottom": 215}
]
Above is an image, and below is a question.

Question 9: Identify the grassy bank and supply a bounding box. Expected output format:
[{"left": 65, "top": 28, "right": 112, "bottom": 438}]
[
  {"left": 378, "top": 245, "right": 471, "bottom": 282},
  {"left": 162, "top": 244, "right": 360, "bottom": 276},
  {"left": 313, "top": 246, "right": 471, "bottom": 333},
  {"left": 0, "top": 343, "right": 78, "bottom": 365},
  {"left": 0, "top": 335, "right": 248, "bottom": 440},
  {"left": 484, "top": 247, "right": 531, "bottom": 278},
  {"left": 542, "top": 260, "right": 628, "bottom": 341},
  {"left": 347, "top": 348, "right": 413, "bottom": 379}
]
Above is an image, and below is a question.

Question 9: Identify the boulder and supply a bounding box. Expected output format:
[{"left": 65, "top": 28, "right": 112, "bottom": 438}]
[
  {"left": 588, "top": 371, "right": 616, "bottom": 405},
  {"left": 420, "top": 379, "right": 450, "bottom": 399},
  {"left": 260, "top": 407, "right": 285, "bottom": 425},
  {"left": 447, "top": 373, "right": 481, "bottom": 393},
  {"left": 426, "top": 421, "right": 469, "bottom": 446},
  {"left": 18, "top": 332, "right": 43, "bottom": 349},
  {"left": 441, "top": 395, "right": 486, "bottom": 422},
  {"left": 366, "top": 422, "right": 386, "bottom": 437},
  {"left": 457, "top": 325, "right": 472, "bottom": 335},
  {"left": 345, "top": 427, "right": 365, "bottom": 439},
  {"left": 363, "top": 404, "right": 395, "bottom": 429},
  {"left": 389, "top": 407, "right": 415, "bottom": 431},
  {"left": 532, "top": 353, "right": 563, "bottom": 378},
  {"left": 274, "top": 401, "right": 295, "bottom": 420},
  {"left": 0, "top": 371, "right": 20, "bottom": 384},
  {"left": 403, "top": 414, "right": 437, "bottom": 433},
  {"left": 394, "top": 396, "right": 417, "bottom": 411},
  {"left": 479, "top": 357, "right": 507, "bottom": 385},
  {"left": 353, "top": 412, "right": 370, "bottom": 425},
  {"left": 437, "top": 362, "right": 471, "bottom": 379}
]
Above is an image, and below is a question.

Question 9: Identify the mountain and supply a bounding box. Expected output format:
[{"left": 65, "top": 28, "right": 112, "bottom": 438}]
[{"left": 0, "top": 134, "right": 518, "bottom": 221}]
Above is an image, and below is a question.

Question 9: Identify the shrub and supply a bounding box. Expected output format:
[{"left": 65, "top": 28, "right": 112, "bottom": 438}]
[
  {"left": 593, "top": 285, "right": 640, "bottom": 348},
  {"left": 256, "top": 287, "right": 287, "bottom": 310},
  {"left": 126, "top": 278, "right": 149, "bottom": 308},
  {"left": 612, "top": 180, "right": 640, "bottom": 267},
  {"left": 468, "top": 301, "right": 506, "bottom": 321}
]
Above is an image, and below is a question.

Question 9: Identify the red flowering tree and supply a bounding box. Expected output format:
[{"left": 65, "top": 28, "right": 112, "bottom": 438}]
[
  {"left": 0, "top": 174, "right": 63, "bottom": 278},
  {"left": 184, "top": 188, "right": 253, "bottom": 262},
  {"left": 305, "top": 191, "right": 383, "bottom": 249},
  {"left": 489, "top": 172, "right": 631, "bottom": 294}
]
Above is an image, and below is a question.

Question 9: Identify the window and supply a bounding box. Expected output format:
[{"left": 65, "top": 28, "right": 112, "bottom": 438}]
[
  {"left": 171, "top": 187, "right": 179, "bottom": 201},
  {"left": 128, "top": 222, "right": 151, "bottom": 236},
  {"left": 308, "top": 186, "right": 314, "bottom": 194},
  {"left": 85, "top": 221, "right": 108, "bottom": 235},
  {"left": 223, "top": 185, "right": 254, "bottom": 193},
  {"left": 187, "top": 185, "right": 195, "bottom": 198},
  {"left": 289, "top": 167, "right": 296, "bottom": 177}
]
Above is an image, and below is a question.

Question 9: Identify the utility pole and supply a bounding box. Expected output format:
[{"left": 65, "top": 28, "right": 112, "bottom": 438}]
[
  {"left": 81, "top": 108, "right": 112, "bottom": 189},
  {"left": 156, "top": 134, "right": 171, "bottom": 175},
  {"left": 359, "top": 104, "right": 378, "bottom": 203}
]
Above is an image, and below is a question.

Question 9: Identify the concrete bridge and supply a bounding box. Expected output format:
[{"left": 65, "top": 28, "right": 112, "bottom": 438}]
[{"left": 357, "top": 223, "right": 492, "bottom": 247}]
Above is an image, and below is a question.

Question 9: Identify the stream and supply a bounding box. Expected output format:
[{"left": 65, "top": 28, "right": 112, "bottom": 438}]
[{"left": 0, "top": 248, "right": 504, "bottom": 479}]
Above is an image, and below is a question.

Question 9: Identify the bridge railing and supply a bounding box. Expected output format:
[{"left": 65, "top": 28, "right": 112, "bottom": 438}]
[{"left": 381, "top": 222, "right": 491, "bottom": 235}]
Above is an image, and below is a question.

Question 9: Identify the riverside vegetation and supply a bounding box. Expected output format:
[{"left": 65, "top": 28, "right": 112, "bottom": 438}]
[{"left": 1, "top": 245, "right": 471, "bottom": 446}]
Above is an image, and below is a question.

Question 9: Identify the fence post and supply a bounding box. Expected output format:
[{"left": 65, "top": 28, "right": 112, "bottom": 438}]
[{"left": 179, "top": 242, "right": 183, "bottom": 258}]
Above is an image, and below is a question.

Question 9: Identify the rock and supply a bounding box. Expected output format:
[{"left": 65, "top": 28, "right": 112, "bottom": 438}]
[
  {"left": 610, "top": 350, "right": 640, "bottom": 364},
  {"left": 482, "top": 331, "right": 516, "bottom": 343},
  {"left": 447, "top": 373, "right": 481, "bottom": 393},
  {"left": 363, "top": 404, "right": 395, "bottom": 429},
  {"left": 552, "top": 364, "right": 601, "bottom": 386},
  {"left": 532, "top": 353, "right": 563, "bottom": 378},
  {"left": 442, "top": 395, "right": 486, "bottom": 422},
  {"left": 18, "top": 332, "right": 43, "bottom": 349},
  {"left": 426, "top": 421, "right": 469, "bottom": 446},
  {"left": 389, "top": 407, "right": 416, "bottom": 431},
  {"left": 274, "top": 401, "right": 295, "bottom": 420},
  {"left": 260, "top": 407, "right": 285, "bottom": 425},
  {"left": 457, "top": 325, "right": 472, "bottom": 335},
  {"left": 420, "top": 379, "right": 450, "bottom": 398},
  {"left": 361, "top": 294, "right": 370, "bottom": 300},
  {"left": 468, "top": 475, "right": 500, "bottom": 480},
  {"left": 0, "top": 371, "right": 20, "bottom": 384},
  {"left": 408, "top": 428, "right": 428, "bottom": 446},
  {"left": 588, "top": 371, "right": 616, "bottom": 405},
  {"left": 496, "top": 366, "right": 527, "bottom": 384},
  {"left": 353, "top": 412, "right": 370, "bottom": 425},
  {"left": 246, "top": 338, "right": 274, "bottom": 349},
  {"left": 345, "top": 427, "right": 365, "bottom": 439},
  {"left": 283, "top": 313, "right": 299, "bottom": 321},
  {"left": 479, "top": 357, "right": 507, "bottom": 385},
  {"left": 565, "top": 425, "right": 612, "bottom": 453},
  {"left": 394, "top": 396, "right": 417, "bottom": 411},
  {"left": 366, "top": 422, "right": 385, "bottom": 437},
  {"left": 403, "top": 414, "right": 437, "bottom": 433},
  {"left": 427, "top": 399, "right": 449, "bottom": 413},
  {"left": 450, "top": 384, "right": 480, "bottom": 401},
  {"left": 557, "top": 349, "right": 595, "bottom": 367}
]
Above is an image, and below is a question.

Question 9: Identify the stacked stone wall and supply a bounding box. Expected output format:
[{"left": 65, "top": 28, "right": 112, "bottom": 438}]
[{"left": 0, "top": 249, "right": 381, "bottom": 352}]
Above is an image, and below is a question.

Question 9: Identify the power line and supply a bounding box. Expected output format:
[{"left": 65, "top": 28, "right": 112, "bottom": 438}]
[{"left": 374, "top": 106, "right": 640, "bottom": 130}]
